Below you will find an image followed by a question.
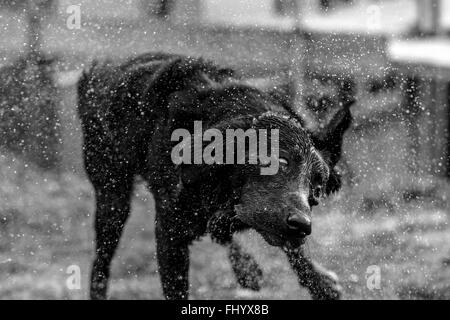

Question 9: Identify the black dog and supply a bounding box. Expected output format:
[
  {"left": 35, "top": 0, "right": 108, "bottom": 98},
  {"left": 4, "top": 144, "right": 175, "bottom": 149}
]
[{"left": 77, "top": 52, "right": 353, "bottom": 300}]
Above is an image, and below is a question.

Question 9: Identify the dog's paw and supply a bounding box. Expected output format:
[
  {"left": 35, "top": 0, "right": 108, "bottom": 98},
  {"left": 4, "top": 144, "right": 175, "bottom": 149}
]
[
  {"left": 309, "top": 269, "right": 343, "bottom": 300},
  {"left": 234, "top": 258, "right": 264, "bottom": 291}
]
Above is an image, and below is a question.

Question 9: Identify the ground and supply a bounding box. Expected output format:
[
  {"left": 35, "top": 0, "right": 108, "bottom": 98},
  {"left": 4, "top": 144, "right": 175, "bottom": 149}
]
[{"left": 1, "top": 151, "right": 449, "bottom": 300}]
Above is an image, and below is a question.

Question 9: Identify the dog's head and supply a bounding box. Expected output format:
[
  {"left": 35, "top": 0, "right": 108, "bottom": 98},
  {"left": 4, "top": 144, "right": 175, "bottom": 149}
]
[
  {"left": 232, "top": 112, "right": 329, "bottom": 248},
  {"left": 211, "top": 91, "right": 352, "bottom": 249},
  {"left": 223, "top": 81, "right": 353, "bottom": 249},
  {"left": 160, "top": 57, "right": 352, "bottom": 248},
  {"left": 177, "top": 104, "right": 351, "bottom": 249}
]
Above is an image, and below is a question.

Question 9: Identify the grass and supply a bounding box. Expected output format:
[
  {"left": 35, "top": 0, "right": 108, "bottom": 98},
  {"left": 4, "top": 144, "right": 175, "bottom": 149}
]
[{"left": 0, "top": 150, "right": 449, "bottom": 300}]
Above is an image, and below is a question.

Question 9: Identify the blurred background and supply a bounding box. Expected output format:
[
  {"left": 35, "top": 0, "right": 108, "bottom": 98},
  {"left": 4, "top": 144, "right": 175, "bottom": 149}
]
[{"left": 0, "top": 0, "right": 450, "bottom": 299}]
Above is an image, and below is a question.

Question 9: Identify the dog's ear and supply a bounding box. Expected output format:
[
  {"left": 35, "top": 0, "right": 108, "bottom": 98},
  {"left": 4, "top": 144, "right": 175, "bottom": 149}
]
[
  {"left": 309, "top": 101, "right": 353, "bottom": 194},
  {"left": 266, "top": 85, "right": 353, "bottom": 192},
  {"left": 309, "top": 102, "right": 353, "bottom": 167}
]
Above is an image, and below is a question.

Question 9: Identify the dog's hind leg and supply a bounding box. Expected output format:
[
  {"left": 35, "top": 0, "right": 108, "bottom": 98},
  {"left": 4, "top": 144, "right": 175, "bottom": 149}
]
[
  {"left": 154, "top": 193, "right": 192, "bottom": 300},
  {"left": 284, "top": 246, "right": 342, "bottom": 300},
  {"left": 90, "top": 174, "right": 134, "bottom": 300},
  {"left": 155, "top": 221, "right": 190, "bottom": 299},
  {"left": 228, "top": 240, "right": 263, "bottom": 291}
]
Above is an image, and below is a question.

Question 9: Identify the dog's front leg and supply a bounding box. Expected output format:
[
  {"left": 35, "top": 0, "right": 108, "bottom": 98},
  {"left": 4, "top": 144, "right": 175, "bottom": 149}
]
[
  {"left": 228, "top": 240, "right": 264, "bottom": 291},
  {"left": 156, "top": 223, "right": 190, "bottom": 300},
  {"left": 207, "top": 210, "right": 263, "bottom": 291},
  {"left": 284, "top": 247, "right": 342, "bottom": 300}
]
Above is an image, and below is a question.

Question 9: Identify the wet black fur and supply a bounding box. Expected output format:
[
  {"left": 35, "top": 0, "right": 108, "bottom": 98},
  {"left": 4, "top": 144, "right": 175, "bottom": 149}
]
[{"left": 77, "top": 52, "right": 352, "bottom": 300}]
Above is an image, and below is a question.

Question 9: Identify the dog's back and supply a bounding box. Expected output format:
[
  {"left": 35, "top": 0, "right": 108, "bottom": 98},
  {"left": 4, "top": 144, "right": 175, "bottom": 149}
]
[
  {"left": 77, "top": 53, "right": 247, "bottom": 183},
  {"left": 77, "top": 53, "right": 175, "bottom": 139}
]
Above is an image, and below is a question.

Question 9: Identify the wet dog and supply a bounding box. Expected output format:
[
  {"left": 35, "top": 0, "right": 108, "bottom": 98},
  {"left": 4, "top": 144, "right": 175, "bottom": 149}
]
[{"left": 77, "top": 52, "right": 353, "bottom": 300}]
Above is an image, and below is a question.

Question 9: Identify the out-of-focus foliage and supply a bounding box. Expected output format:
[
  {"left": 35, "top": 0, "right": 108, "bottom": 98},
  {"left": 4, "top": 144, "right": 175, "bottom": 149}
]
[
  {"left": 0, "top": 54, "right": 60, "bottom": 169},
  {"left": 0, "top": 1, "right": 60, "bottom": 170},
  {"left": 0, "top": 0, "right": 54, "bottom": 11},
  {"left": 0, "top": 0, "right": 56, "bottom": 55}
]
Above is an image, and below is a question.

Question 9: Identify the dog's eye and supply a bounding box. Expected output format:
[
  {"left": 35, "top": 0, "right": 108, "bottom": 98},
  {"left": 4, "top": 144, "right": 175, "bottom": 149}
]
[
  {"left": 309, "top": 184, "right": 323, "bottom": 207},
  {"left": 279, "top": 158, "right": 289, "bottom": 166},
  {"left": 312, "top": 185, "right": 323, "bottom": 199}
]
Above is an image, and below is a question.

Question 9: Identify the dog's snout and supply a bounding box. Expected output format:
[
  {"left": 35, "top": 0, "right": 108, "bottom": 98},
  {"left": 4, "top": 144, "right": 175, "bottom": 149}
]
[
  {"left": 287, "top": 192, "right": 310, "bottom": 212},
  {"left": 286, "top": 213, "right": 312, "bottom": 235}
]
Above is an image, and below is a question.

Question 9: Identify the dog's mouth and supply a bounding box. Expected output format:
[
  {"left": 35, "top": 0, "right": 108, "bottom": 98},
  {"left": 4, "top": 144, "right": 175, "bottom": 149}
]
[
  {"left": 234, "top": 205, "right": 307, "bottom": 249},
  {"left": 258, "top": 229, "right": 306, "bottom": 249},
  {"left": 283, "top": 236, "right": 306, "bottom": 249}
]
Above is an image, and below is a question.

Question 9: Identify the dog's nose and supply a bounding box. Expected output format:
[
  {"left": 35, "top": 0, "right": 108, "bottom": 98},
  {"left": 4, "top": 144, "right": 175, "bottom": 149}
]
[
  {"left": 286, "top": 214, "right": 311, "bottom": 235},
  {"left": 287, "top": 192, "right": 310, "bottom": 212}
]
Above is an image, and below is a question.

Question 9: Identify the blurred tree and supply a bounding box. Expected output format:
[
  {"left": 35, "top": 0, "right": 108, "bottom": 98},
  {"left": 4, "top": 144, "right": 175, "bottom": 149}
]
[
  {"left": 416, "top": 0, "right": 440, "bottom": 36},
  {"left": 0, "top": 0, "right": 55, "bottom": 57},
  {"left": 274, "top": 0, "right": 298, "bottom": 16},
  {"left": 0, "top": 0, "right": 60, "bottom": 169},
  {"left": 140, "top": 0, "right": 174, "bottom": 19},
  {"left": 318, "top": 0, "right": 353, "bottom": 12},
  {"left": 155, "top": 0, "right": 173, "bottom": 19},
  {"left": 319, "top": 0, "right": 330, "bottom": 10}
]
